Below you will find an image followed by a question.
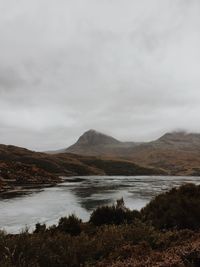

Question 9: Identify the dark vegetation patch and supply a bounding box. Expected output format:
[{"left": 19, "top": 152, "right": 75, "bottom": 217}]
[
  {"left": 90, "top": 198, "right": 141, "bottom": 226},
  {"left": 82, "top": 158, "right": 166, "bottom": 176},
  {"left": 142, "top": 183, "right": 200, "bottom": 230}
]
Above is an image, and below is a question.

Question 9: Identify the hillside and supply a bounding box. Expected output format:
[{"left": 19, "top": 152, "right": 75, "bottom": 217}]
[
  {"left": 0, "top": 144, "right": 165, "bottom": 194},
  {"left": 57, "top": 130, "right": 200, "bottom": 175},
  {"left": 128, "top": 132, "right": 200, "bottom": 175}
]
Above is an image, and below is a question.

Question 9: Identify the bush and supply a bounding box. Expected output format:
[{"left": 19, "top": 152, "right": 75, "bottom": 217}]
[
  {"left": 58, "top": 214, "right": 82, "bottom": 236},
  {"left": 142, "top": 183, "right": 200, "bottom": 230},
  {"left": 90, "top": 199, "right": 140, "bottom": 226},
  {"left": 34, "top": 223, "right": 46, "bottom": 233}
]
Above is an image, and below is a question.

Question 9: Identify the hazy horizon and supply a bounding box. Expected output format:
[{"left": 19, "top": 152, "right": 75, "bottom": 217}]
[{"left": 0, "top": 0, "right": 200, "bottom": 150}]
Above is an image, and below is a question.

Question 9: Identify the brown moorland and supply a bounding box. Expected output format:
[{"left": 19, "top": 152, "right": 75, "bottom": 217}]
[{"left": 0, "top": 144, "right": 165, "bottom": 194}]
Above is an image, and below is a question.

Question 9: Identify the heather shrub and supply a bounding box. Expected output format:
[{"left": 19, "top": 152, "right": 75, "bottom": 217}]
[
  {"left": 90, "top": 199, "right": 140, "bottom": 226},
  {"left": 0, "top": 218, "right": 197, "bottom": 267},
  {"left": 142, "top": 183, "right": 200, "bottom": 230},
  {"left": 34, "top": 222, "right": 46, "bottom": 233},
  {"left": 58, "top": 214, "right": 82, "bottom": 236}
]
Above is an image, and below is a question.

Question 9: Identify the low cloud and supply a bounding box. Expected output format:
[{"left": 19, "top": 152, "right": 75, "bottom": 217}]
[{"left": 0, "top": 0, "right": 200, "bottom": 150}]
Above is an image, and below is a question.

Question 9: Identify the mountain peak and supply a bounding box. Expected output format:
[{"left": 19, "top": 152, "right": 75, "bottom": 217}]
[
  {"left": 76, "top": 129, "right": 120, "bottom": 146},
  {"left": 159, "top": 131, "right": 187, "bottom": 141},
  {"left": 158, "top": 131, "right": 200, "bottom": 144},
  {"left": 85, "top": 129, "right": 99, "bottom": 135}
]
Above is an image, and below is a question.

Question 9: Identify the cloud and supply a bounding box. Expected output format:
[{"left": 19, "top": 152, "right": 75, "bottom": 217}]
[{"left": 0, "top": 0, "right": 200, "bottom": 150}]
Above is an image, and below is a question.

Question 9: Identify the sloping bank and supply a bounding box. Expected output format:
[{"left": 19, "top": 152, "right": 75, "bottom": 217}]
[{"left": 0, "top": 144, "right": 166, "bottom": 195}]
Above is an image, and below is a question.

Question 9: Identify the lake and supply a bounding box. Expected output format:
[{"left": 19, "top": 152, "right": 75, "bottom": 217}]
[{"left": 0, "top": 175, "right": 200, "bottom": 233}]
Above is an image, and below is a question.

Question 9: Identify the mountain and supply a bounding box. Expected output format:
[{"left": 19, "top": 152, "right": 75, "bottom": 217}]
[
  {"left": 73, "top": 129, "right": 120, "bottom": 146},
  {"left": 65, "top": 129, "right": 140, "bottom": 156},
  {"left": 128, "top": 131, "right": 200, "bottom": 175},
  {"left": 127, "top": 131, "right": 200, "bottom": 175},
  {"left": 157, "top": 131, "right": 200, "bottom": 149},
  {"left": 54, "top": 130, "right": 200, "bottom": 176}
]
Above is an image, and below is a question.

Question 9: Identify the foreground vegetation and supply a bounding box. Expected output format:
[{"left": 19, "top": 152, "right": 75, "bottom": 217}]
[{"left": 1, "top": 184, "right": 200, "bottom": 266}]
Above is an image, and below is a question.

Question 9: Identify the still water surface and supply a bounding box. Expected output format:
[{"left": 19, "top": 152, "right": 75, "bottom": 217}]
[{"left": 0, "top": 176, "right": 200, "bottom": 233}]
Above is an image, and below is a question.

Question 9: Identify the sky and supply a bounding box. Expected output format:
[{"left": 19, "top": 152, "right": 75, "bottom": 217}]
[{"left": 0, "top": 0, "right": 200, "bottom": 151}]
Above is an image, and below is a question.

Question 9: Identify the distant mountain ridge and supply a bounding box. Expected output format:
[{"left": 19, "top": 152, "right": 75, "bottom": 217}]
[
  {"left": 65, "top": 129, "right": 200, "bottom": 155},
  {"left": 49, "top": 129, "right": 200, "bottom": 176},
  {"left": 67, "top": 130, "right": 200, "bottom": 151}
]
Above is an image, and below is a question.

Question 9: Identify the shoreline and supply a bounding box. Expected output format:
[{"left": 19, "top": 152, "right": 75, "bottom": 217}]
[
  {"left": 1, "top": 174, "right": 200, "bottom": 199},
  {"left": 0, "top": 182, "right": 59, "bottom": 198}
]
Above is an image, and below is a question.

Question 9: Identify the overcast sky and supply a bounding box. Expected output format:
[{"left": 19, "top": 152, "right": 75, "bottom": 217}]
[{"left": 0, "top": 0, "right": 200, "bottom": 151}]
